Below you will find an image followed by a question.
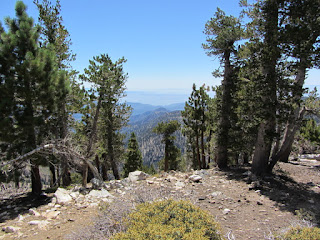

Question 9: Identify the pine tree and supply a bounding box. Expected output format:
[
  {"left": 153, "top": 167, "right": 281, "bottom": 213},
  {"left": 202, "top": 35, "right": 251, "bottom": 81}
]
[
  {"left": 123, "top": 132, "right": 143, "bottom": 177},
  {"left": 203, "top": 8, "right": 244, "bottom": 169},
  {"left": 34, "top": 0, "right": 76, "bottom": 186},
  {"left": 268, "top": 0, "right": 320, "bottom": 168},
  {"left": 153, "top": 121, "right": 181, "bottom": 172},
  {"left": 80, "top": 54, "right": 130, "bottom": 184},
  {"left": 0, "top": 1, "right": 60, "bottom": 194},
  {"left": 182, "top": 84, "right": 210, "bottom": 169}
]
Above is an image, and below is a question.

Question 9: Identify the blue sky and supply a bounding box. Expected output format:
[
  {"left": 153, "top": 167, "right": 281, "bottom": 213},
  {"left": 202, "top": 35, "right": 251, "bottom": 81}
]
[{"left": 1, "top": 0, "right": 319, "bottom": 105}]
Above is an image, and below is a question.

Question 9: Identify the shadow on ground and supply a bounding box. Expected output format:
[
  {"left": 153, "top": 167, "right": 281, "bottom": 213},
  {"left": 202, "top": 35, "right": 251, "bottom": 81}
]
[
  {"left": 0, "top": 192, "right": 52, "bottom": 223},
  {"left": 222, "top": 162, "right": 320, "bottom": 226}
]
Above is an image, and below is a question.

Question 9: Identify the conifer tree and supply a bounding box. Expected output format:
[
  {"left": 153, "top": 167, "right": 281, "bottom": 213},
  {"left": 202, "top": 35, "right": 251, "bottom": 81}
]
[
  {"left": 80, "top": 54, "right": 130, "bottom": 184},
  {"left": 34, "top": 0, "right": 76, "bottom": 186},
  {"left": 153, "top": 121, "right": 181, "bottom": 172},
  {"left": 123, "top": 132, "right": 143, "bottom": 177},
  {"left": 203, "top": 8, "right": 244, "bottom": 169},
  {"left": 0, "top": 1, "right": 60, "bottom": 194},
  {"left": 182, "top": 84, "right": 210, "bottom": 169}
]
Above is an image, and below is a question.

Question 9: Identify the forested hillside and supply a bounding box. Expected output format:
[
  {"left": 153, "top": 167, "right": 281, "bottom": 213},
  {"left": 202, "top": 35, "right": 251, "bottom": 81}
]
[
  {"left": 1, "top": 0, "right": 320, "bottom": 200},
  {"left": 1, "top": 0, "right": 320, "bottom": 239},
  {"left": 123, "top": 109, "right": 186, "bottom": 168}
]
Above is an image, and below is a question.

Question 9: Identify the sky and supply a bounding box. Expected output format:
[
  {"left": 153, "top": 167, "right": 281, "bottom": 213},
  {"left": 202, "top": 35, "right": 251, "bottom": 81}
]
[{"left": 1, "top": 0, "right": 319, "bottom": 105}]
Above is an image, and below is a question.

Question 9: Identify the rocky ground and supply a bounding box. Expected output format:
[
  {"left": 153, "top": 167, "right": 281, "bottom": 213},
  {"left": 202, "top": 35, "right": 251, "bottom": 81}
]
[{"left": 0, "top": 159, "right": 320, "bottom": 240}]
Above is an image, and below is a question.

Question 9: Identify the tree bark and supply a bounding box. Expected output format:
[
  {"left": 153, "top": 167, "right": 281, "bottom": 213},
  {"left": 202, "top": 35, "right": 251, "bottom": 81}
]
[
  {"left": 31, "top": 161, "right": 42, "bottom": 195},
  {"left": 61, "top": 158, "right": 71, "bottom": 187},
  {"left": 106, "top": 110, "right": 120, "bottom": 180},
  {"left": 195, "top": 130, "right": 201, "bottom": 169},
  {"left": 49, "top": 162, "right": 56, "bottom": 187},
  {"left": 201, "top": 128, "right": 206, "bottom": 169},
  {"left": 252, "top": 123, "right": 272, "bottom": 175}
]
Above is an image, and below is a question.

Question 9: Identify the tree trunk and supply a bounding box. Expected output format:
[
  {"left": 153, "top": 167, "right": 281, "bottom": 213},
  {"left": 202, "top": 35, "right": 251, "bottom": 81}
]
[
  {"left": 268, "top": 107, "right": 306, "bottom": 172},
  {"left": 106, "top": 110, "right": 120, "bottom": 180},
  {"left": 82, "top": 163, "right": 88, "bottom": 187},
  {"left": 101, "top": 153, "right": 109, "bottom": 180},
  {"left": 61, "top": 157, "right": 71, "bottom": 187},
  {"left": 110, "top": 156, "right": 120, "bottom": 180},
  {"left": 14, "top": 164, "right": 20, "bottom": 189},
  {"left": 31, "top": 161, "right": 42, "bottom": 195},
  {"left": 83, "top": 96, "right": 102, "bottom": 187},
  {"left": 195, "top": 130, "right": 201, "bottom": 169},
  {"left": 201, "top": 128, "right": 206, "bottom": 169},
  {"left": 252, "top": 123, "right": 272, "bottom": 175},
  {"left": 102, "top": 163, "right": 108, "bottom": 181},
  {"left": 49, "top": 162, "right": 56, "bottom": 187}
]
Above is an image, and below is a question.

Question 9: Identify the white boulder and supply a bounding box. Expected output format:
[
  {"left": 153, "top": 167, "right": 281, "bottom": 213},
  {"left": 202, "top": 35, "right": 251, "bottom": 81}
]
[
  {"left": 128, "top": 171, "right": 148, "bottom": 182},
  {"left": 88, "top": 189, "right": 113, "bottom": 199},
  {"left": 29, "top": 208, "right": 40, "bottom": 216},
  {"left": 189, "top": 175, "right": 202, "bottom": 182},
  {"left": 2, "top": 226, "right": 20, "bottom": 233},
  {"left": 54, "top": 188, "right": 73, "bottom": 205}
]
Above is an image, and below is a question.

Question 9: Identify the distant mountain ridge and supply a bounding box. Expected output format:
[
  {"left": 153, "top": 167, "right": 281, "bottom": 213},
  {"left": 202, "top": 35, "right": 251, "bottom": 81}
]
[{"left": 127, "top": 102, "right": 185, "bottom": 116}]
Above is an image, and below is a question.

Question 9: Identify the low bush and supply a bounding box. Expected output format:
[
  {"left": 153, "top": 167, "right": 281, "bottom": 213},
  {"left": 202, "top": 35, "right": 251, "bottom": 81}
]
[
  {"left": 112, "top": 199, "right": 224, "bottom": 240},
  {"left": 276, "top": 226, "right": 320, "bottom": 240},
  {"left": 70, "top": 172, "right": 82, "bottom": 184}
]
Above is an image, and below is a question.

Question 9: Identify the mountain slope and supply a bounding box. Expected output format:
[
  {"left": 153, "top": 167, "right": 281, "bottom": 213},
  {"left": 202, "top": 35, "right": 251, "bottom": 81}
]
[
  {"left": 127, "top": 102, "right": 185, "bottom": 116},
  {"left": 123, "top": 109, "right": 186, "bottom": 168}
]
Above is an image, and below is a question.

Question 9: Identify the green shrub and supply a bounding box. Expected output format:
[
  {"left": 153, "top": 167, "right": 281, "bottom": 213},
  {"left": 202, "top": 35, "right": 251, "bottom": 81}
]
[
  {"left": 277, "top": 226, "right": 320, "bottom": 240},
  {"left": 70, "top": 172, "right": 82, "bottom": 184},
  {"left": 112, "top": 199, "right": 224, "bottom": 240}
]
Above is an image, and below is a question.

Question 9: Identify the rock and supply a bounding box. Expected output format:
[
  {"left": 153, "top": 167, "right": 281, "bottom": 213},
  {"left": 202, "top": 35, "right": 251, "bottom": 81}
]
[
  {"left": 210, "top": 191, "right": 222, "bottom": 198},
  {"left": 223, "top": 208, "right": 231, "bottom": 215},
  {"left": 29, "top": 208, "right": 40, "bottom": 216},
  {"left": 89, "top": 202, "right": 99, "bottom": 207},
  {"left": 17, "top": 214, "right": 24, "bottom": 222},
  {"left": 128, "top": 171, "right": 148, "bottom": 182},
  {"left": 249, "top": 181, "right": 261, "bottom": 190},
  {"left": 88, "top": 189, "right": 113, "bottom": 199},
  {"left": 109, "top": 180, "right": 124, "bottom": 189},
  {"left": 101, "top": 198, "right": 114, "bottom": 203},
  {"left": 90, "top": 178, "right": 108, "bottom": 190},
  {"left": 194, "top": 169, "right": 210, "bottom": 177},
  {"left": 79, "top": 187, "right": 90, "bottom": 195},
  {"left": 70, "top": 192, "right": 80, "bottom": 200},
  {"left": 51, "top": 197, "right": 57, "bottom": 205},
  {"left": 165, "top": 176, "right": 178, "bottom": 182},
  {"left": 175, "top": 181, "right": 185, "bottom": 189},
  {"left": 189, "top": 175, "right": 202, "bottom": 182},
  {"left": 54, "top": 188, "right": 73, "bottom": 205},
  {"left": 28, "top": 220, "right": 49, "bottom": 229},
  {"left": 43, "top": 211, "right": 61, "bottom": 219},
  {"left": 2, "top": 226, "right": 20, "bottom": 233}
]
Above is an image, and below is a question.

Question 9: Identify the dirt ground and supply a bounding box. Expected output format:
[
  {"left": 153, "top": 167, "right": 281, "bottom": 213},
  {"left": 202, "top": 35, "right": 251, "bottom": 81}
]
[{"left": 0, "top": 159, "right": 319, "bottom": 240}]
